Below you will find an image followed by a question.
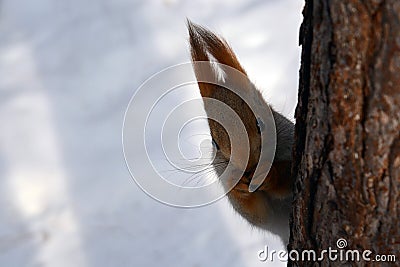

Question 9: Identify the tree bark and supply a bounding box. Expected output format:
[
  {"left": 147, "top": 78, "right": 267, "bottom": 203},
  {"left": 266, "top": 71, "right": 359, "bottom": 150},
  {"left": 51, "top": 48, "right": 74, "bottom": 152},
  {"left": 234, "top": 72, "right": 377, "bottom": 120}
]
[{"left": 289, "top": 0, "right": 400, "bottom": 266}]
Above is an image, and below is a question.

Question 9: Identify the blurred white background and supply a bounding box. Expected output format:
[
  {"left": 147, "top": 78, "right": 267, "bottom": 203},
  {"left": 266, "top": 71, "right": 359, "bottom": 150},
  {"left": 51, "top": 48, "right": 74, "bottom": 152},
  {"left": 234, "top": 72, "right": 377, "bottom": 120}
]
[{"left": 0, "top": 0, "right": 303, "bottom": 266}]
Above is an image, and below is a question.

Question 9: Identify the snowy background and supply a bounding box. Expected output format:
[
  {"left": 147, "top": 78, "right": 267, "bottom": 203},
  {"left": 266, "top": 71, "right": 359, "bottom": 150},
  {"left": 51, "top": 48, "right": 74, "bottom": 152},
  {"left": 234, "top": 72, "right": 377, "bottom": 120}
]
[{"left": 0, "top": 0, "right": 303, "bottom": 266}]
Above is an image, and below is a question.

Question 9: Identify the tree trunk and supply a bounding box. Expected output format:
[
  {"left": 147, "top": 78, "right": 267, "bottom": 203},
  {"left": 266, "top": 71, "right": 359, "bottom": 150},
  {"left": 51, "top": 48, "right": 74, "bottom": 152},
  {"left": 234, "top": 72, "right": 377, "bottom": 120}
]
[{"left": 289, "top": 0, "right": 400, "bottom": 266}]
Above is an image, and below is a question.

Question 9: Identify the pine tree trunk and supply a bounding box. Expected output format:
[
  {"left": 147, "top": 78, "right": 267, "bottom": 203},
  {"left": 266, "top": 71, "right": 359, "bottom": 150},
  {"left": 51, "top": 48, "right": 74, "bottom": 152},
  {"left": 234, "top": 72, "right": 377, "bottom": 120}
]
[{"left": 289, "top": 0, "right": 400, "bottom": 265}]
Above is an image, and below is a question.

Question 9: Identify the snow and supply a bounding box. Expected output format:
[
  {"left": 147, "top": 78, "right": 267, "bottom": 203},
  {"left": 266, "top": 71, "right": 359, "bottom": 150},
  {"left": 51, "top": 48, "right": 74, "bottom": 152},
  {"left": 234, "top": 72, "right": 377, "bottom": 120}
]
[{"left": 0, "top": 0, "right": 303, "bottom": 266}]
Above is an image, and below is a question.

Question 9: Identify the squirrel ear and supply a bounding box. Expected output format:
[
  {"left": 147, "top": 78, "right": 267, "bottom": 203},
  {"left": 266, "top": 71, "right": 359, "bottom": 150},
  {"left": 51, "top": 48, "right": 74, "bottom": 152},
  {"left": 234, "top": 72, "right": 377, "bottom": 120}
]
[
  {"left": 187, "top": 20, "right": 247, "bottom": 74},
  {"left": 187, "top": 20, "right": 248, "bottom": 98}
]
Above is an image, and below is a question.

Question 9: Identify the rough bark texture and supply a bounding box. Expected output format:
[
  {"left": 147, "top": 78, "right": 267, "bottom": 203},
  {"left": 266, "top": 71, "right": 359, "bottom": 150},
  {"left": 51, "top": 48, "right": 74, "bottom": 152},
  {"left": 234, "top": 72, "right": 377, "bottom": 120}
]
[{"left": 289, "top": 0, "right": 400, "bottom": 266}]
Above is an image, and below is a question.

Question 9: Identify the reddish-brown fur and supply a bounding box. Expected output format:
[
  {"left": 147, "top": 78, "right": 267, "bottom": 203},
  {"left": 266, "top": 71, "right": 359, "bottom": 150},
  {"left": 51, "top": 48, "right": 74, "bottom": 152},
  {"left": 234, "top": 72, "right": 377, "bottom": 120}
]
[{"left": 188, "top": 21, "right": 294, "bottom": 241}]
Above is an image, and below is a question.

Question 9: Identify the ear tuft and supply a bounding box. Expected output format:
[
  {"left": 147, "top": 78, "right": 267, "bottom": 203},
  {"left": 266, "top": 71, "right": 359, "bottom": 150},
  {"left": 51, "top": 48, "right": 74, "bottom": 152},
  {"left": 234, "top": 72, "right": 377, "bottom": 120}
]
[{"left": 187, "top": 20, "right": 247, "bottom": 75}]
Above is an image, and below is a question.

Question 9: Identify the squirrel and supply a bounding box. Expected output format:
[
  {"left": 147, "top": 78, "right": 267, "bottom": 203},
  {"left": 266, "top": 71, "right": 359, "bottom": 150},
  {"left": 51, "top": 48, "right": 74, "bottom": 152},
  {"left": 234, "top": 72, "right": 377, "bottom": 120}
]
[{"left": 187, "top": 21, "right": 295, "bottom": 245}]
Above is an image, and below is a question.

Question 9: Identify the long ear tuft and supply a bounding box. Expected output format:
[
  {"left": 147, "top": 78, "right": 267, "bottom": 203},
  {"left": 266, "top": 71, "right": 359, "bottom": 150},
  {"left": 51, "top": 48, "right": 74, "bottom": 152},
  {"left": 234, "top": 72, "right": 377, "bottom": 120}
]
[
  {"left": 187, "top": 20, "right": 247, "bottom": 75},
  {"left": 187, "top": 20, "right": 249, "bottom": 98}
]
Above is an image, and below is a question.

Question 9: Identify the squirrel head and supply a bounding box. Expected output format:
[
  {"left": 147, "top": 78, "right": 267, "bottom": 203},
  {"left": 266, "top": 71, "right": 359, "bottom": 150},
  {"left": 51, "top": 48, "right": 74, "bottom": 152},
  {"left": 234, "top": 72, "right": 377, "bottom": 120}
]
[{"left": 187, "top": 20, "right": 294, "bottom": 239}]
